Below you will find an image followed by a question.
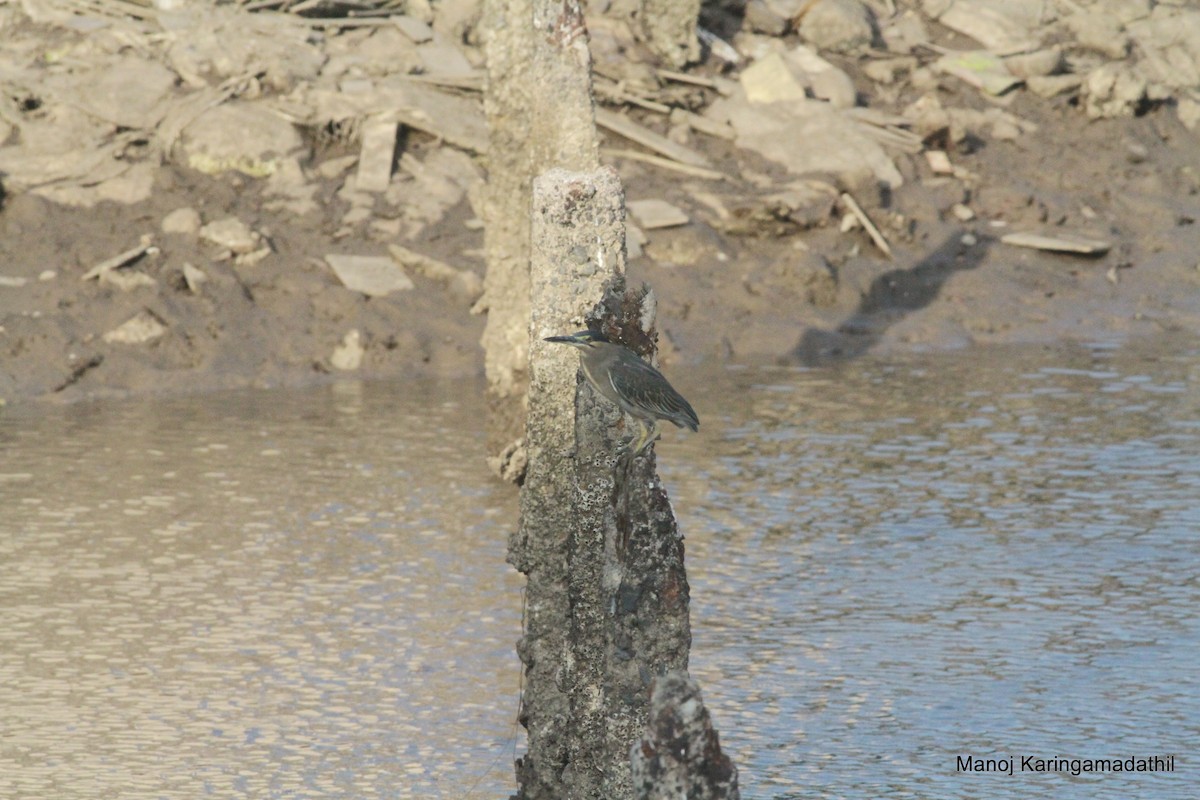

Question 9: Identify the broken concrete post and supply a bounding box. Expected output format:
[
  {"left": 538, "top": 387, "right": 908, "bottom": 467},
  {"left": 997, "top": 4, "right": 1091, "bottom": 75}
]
[
  {"left": 630, "top": 671, "right": 741, "bottom": 800},
  {"left": 480, "top": 0, "right": 600, "bottom": 483},
  {"left": 513, "top": 166, "right": 691, "bottom": 799}
]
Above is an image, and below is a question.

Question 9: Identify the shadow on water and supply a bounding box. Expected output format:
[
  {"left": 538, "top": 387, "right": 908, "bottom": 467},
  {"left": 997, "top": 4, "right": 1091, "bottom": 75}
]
[{"left": 791, "top": 233, "right": 993, "bottom": 364}]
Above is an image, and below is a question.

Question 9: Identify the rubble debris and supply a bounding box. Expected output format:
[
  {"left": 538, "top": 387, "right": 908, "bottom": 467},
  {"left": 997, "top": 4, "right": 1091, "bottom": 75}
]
[
  {"left": 596, "top": 108, "right": 713, "bottom": 169},
  {"left": 182, "top": 263, "right": 208, "bottom": 294},
  {"left": 1083, "top": 64, "right": 1148, "bottom": 119},
  {"left": 628, "top": 199, "right": 690, "bottom": 230},
  {"left": 103, "top": 312, "right": 167, "bottom": 344},
  {"left": 840, "top": 192, "right": 893, "bottom": 258},
  {"left": 326, "top": 254, "right": 415, "bottom": 297},
  {"left": 199, "top": 218, "right": 262, "bottom": 254},
  {"left": 330, "top": 329, "right": 365, "bottom": 371},
  {"left": 930, "top": 0, "right": 1044, "bottom": 54},
  {"left": 162, "top": 208, "right": 203, "bottom": 236},
  {"left": 1001, "top": 232, "right": 1112, "bottom": 255},
  {"left": 355, "top": 119, "right": 400, "bottom": 193},
  {"left": 180, "top": 101, "right": 304, "bottom": 177},
  {"left": 797, "top": 0, "right": 876, "bottom": 54},
  {"left": 935, "top": 50, "right": 1022, "bottom": 96},
  {"left": 81, "top": 237, "right": 158, "bottom": 281},
  {"left": 387, "top": 244, "right": 483, "bottom": 304}
]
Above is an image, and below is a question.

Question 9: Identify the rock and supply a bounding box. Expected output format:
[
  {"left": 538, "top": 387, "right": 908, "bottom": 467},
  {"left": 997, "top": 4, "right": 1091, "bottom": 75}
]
[
  {"left": 199, "top": 217, "right": 262, "bottom": 254},
  {"left": 936, "top": 51, "right": 1022, "bottom": 96},
  {"left": 1001, "top": 231, "right": 1112, "bottom": 255},
  {"left": 355, "top": 119, "right": 399, "bottom": 193},
  {"left": 182, "top": 263, "right": 208, "bottom": 293},
  {"left": 931, "top": 0, "right": 1044, "bottom": 54},
  {"left": 797, "top": 0, "right": 875, "bottom": 54},
  {"left": 789, "top": 45, "right": 857, "bottom": 108},
  {"left": 1064, "top": 11, "right": 1129, "bottom": 59},
  {"left": 746, "top": 0, "right": 788, "bottom": 36},
  {"left": 1027, "top": 73, "right": 1084, "bottom": 98},
  {"left": 179, "top": 101, "right": 304, "bottom": 178},
  {"left": 387, "top": 244, "right": 483, "bottom": 304},
  {"left": 162, "top": 207, "right": 202, "bottom": 236},
  {"left": 628, "top": 199, "right": 690, "bottom": 230},
  {"left": 1178, "top": 95, "right": 1200, "bottom": 130},
  {"left": 879, "top": 10, "right": 929, "bottom": 53},
  {"left": 740, "top": 51, "right": 807, "bottom": 103},
  {"left": 1126, "top": 9, "right": 1200, "bottom": 91},
  {"left": 331, "top": 330, "right": 365, "bottom": 371},
  {"left": 714, "top": 92, "right": 902, "bottom": 187},
  {"left": 325, "top": 254, "right": 415, "bottom": 297},
  {"left": 1095, "top": 0, "right": 1153, "bottom": 25},
  {"left": 100, "top": 269, "right": 156, "bottom": 291},
  {"left": 72, "top": 56, "right": 177, "bottom": 129},
  {"left": 925, "top": 150, "right": 953, "bottom": 174},
  {"left": 1083, "top": 64, "right": 1148, "bottom": 119},
  {"left": 393, "top": 15, "right": 434, "bottom": 42},
  {"left": 103, "top": 312, "right": 167, "bottom": 344},
  {"left": 1003, "top": 47, "right": 1063, "bottom": 80},
  {"left": 863, "top": 56, "right": 918, "bottom": 84}
]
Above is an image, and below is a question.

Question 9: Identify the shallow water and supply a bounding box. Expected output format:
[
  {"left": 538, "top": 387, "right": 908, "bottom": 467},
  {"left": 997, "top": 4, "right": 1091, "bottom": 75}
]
[{"left": 2, "top": 336, "right": 1198, "bottom": 799}]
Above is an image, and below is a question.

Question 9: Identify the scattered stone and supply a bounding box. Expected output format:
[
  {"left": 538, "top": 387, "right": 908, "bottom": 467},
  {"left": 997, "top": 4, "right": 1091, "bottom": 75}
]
[
  {"left": 1027, "top": 74, "right": 1084, "bottom": 98},
  {"left": 864, "top": 56, "right": 918, "bottom": 84},
  {"left": 393, "top": 15, "right": 434, "bottom": 43},
  {"left": 73, "top": 56, "right": 178, "bottom": 130},
  {"left": 712, "top": 92, "right": 903, "bottom": 188},
  {"left": 936, "top": 51, "right": 1022, "bottom": 96},
  {"left": 331, "top": 329, "right": 365, "bottom": 371},
  {"left": 81, "top": 236, "right": 158, "bottom": 281},
  {"left": 1178, "top": 95, "right": 1200, "bottom": 130},
  {"left": 355, "top": 119, "right": 399, "bottom": 193},
  {"left": 1001, "top": 231, "right": 1112, "bottom": 255},
  {"left": 1126, "top": 9, "right": 1200, "bottom": 91},
  {"left": 162, "top": 207, "right": 203, "bottom": 236},
  {"left": 1003, "top": 47, "right": 1063, "bottom": 80},
  {"left": 326, "top": 254, "right": 415, "bottom": 297},
  {"left": 879, "top": 9, "right": 929, "bottom": 53},
  {"left": 1064, "top": 11, "right": 1130, "bottom": 59},
  {"left": 180, "top": 102, "right": 304, "bottom": 178},
  {"left": 746, "top": 0, "right": 789, "bottom": 36},
  {"left": 1083, "top": 64, "right": 1148, "bottom": 119},
  {"left": 740, "top": 51, "right": 807, "bottom": 104},
  {"left": 38, "top": 270, "right": 57, "bottom": 281},
  {"left": 182, "top": 263, "right": 208, "bottom": 294},
  {"left": 628, "top": 199, "right": 690, "bottom": 230},
  {"left": 103, "top": 312, "right": 167, "bottom": 344},
  {"left": 387, "top": 244, "right": 483, "bottom": 304},
  {"left": 931, "top": 0, "right": 1043, "bottom": 54},
  {"left": 100, "top": 269, "right": 157, "bottom": 291},
  {"left": 789, "top": 45, "right": 857, "bottom": 108},
  {"left": 925, "top": 150, "right": 953, "bottom": 174},
  {"left": 199, "top": 217, "right": 262, "bottom": 254},
  {"left": 797, "top": 0, "right": 876, "bottom": 54},
  {"left": 0, "top": 276, "right": 28, "bottom": 288},
  {"left": 951, "top": 203, "right": 975, "bottom": 221}
]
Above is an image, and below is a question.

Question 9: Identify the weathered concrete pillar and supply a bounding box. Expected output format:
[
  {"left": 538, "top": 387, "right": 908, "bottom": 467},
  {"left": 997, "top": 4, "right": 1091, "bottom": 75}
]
[
  {"left": 631, "top": 671, "right": 741, "bottom": 800},
  {"left": 512, "top": 167, "right": 691, "bottom": 799},
  {"left": 480, "top": 0, "right": 599, "bottom": 482}
]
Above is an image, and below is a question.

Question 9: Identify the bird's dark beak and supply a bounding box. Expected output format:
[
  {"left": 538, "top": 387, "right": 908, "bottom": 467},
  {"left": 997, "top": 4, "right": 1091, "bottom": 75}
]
[{"left": 544, "top": 335, "right": 579, "bottom": 344}]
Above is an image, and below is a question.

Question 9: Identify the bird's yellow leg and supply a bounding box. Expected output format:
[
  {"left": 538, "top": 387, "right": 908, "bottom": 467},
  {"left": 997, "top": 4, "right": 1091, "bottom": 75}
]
[{"left": 631, "top": 419, "right": 659, "bottom": 455}]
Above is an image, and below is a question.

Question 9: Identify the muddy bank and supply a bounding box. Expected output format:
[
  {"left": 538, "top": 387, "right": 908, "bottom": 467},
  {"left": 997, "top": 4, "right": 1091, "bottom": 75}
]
[{"left": 2, "top": 0, "right": 1200, "bottom": 405}]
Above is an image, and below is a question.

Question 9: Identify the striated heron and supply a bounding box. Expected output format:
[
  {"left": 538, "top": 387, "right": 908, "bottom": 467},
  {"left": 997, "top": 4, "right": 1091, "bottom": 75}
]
[{"left": 544, "top": 330, "right": 699, "bottom": 454}]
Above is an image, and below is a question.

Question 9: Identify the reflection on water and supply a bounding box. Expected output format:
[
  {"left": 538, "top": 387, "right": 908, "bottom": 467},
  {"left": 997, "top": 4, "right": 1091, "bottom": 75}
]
[
  {"left": 2, "top": 336, "right": 1198, "bottom": 799},
  {"left": 0, "top": 380, "right": 523, "bottom": 799},
  {"left": 667, "top": 337, "right": 1200, "bottom": 800}
]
